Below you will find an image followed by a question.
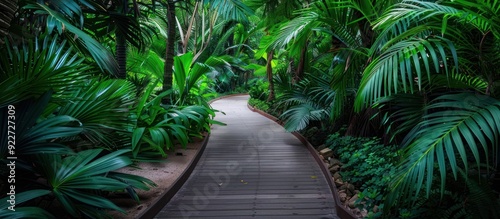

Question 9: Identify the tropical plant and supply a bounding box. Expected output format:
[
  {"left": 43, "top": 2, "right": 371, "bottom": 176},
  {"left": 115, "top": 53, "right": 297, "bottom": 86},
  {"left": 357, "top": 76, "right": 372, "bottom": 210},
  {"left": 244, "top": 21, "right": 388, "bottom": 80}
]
[
  {"left": 325, "top": 133, "right": 400, "bottom": 215},
  {"left": 21, "top": 2, "right": 120, "bottom": 75},
  {"left": 277, "top": 73, "right": 337, "bottom": 132},
  {"left": 0, "top": 0, "right": 18, "bottom": 44},
  {"left": 56, "top": 79, "right": 137, "bottom": 151},
  {"left": 132, "top": 77, "right": 219, "bottom": 159},
  {"left": 0, "top": 36, "right": 90, "bottom": 108},
  {"left": 0, "top": 190, "right": 54, "bottom": 219},
  {"left": 0, "top": 14, "right": 156, "bottom": 217},
  {"left": 159, "top": 0, "right": 254, "bottom": 102},
  {"left": 0, "top": 90, "right": 155, "bottom": 218},
  {"left": 171, "top": 52, "right": 214, "bottom": 106},
  {"left": 35, "top": 149, "right": 155, "bottom": 218},
  {"left": 352, "top": 0, "right": 500, "bottom": 215}
]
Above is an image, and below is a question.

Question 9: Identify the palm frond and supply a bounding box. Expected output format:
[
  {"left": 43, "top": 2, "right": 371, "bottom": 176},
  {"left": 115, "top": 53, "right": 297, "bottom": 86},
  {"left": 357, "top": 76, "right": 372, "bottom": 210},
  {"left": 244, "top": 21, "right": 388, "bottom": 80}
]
[
  {"left": 36, "top": 149, "right": 139, "bottom": 217},
  {"left": 0, "top": 190, "right": 54, "bottom": 218},
  {"left": 57, "top": 79, "right": 136, "bottom": 150},
  {"left": 0, "top": 36, "right": 90, "bottom": 108},
  {"left": 270, "top": 11, "right": 319, "bottom": 51},
  {"left": 386, "top": 92, "right": 500, "bottom": 207},
  {"left": 375, "top": 0, "right": 500, "bottom": 37},
  {"left": 0, "top": 91, "right": 80, "bottom": 158},
  {"left": 203, "top": 0, "right": 254, "bottom": 24},
  {"left": 281, "top": 103, "right": 329, "bottom": 132},
  {"left": 127, "top": 49, "right": 165, "bottom": 80},
  {"left": 375, "top": 93, "right": 428, "bottom": 142},
  {"left": 24, "top": 3, "right": 119, "bottom": 76},
  {"left": 356, "top": 37, "right": 458, "bottom": 110}
]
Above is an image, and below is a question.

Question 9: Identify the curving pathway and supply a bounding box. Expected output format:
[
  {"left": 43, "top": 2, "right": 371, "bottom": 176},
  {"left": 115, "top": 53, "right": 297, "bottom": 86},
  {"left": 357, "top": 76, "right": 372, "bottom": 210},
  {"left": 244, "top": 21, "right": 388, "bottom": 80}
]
[{"left": 155, "top": 95, "right": 339, "bottom": 219}]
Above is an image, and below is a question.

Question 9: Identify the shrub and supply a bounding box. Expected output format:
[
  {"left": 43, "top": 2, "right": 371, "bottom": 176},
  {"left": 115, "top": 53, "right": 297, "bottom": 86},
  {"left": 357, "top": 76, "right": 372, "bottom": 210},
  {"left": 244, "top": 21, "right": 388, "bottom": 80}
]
[
  {"left": 248, "top": 80, "right": 269, "bottom": 101},
  {"left": 248, "top": 98, "right": 270, "bottom": 112}
]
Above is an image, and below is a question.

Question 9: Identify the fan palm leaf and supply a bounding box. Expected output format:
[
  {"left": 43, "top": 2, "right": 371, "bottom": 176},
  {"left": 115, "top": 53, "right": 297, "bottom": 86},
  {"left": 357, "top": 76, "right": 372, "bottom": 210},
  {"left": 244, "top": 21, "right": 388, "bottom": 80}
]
[
  {"left": 0, "top": 36, "right": 90, "bottom": 108},
  {"left": 0, "top": 190, "right": 54, "bottom": 218},
  {"left": 35, "top": 149, "right": 150, "bottom": 217},
  {"left": 0, "top": 91, "right": 81, "bottom": 158},
  {"left": 57, "top": 79, "right": 136, "bottom": 150}
]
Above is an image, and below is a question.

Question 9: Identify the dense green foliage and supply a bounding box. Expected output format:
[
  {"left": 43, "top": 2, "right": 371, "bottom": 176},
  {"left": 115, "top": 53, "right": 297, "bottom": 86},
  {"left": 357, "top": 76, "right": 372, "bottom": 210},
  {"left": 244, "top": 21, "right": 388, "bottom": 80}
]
[
  {"left": 326, "top": 133, "right": 400, "bottom": 217},
  {"left": 248, "top": 97, "right": 270, "bottom": 112},
  {"left": 247, "top": 0, "right": 500, "bottom": 218},
  {"left": 2, "top": 0, "right": 500, "bottom": 218},
  {"left": 0, "top": 0, "right": 239, "bottom": 217}
]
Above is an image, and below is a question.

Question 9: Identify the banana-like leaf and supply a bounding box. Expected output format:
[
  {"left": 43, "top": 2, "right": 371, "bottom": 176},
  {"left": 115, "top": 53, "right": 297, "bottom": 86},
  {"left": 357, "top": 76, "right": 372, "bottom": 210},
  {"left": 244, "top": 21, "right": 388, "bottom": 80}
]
[
  {"left": 387, "top": 93, "right": 500, "bottom": 207},
  {"left": 172, "top": 52, "right": 213, "bottom": 106}
]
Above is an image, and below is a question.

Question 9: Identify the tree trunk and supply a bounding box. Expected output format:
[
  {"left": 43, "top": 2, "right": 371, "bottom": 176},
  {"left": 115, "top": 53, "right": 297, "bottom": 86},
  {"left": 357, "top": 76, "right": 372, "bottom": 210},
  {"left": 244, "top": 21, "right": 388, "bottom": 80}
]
[
  {"left": 116, "top": 0, "right": 128, "bottom": 79},
  {"left": 294, "top": 43, "right": 307, "bottom": 82},
  {"left": 162, "top": 0, "right": 176, "bottom": 104},
  {"left": 266, "top": 50, "right": 275, "bottom": 102},
  {"left": 354, "top": 10, "right": 373, "bottom": 48}
]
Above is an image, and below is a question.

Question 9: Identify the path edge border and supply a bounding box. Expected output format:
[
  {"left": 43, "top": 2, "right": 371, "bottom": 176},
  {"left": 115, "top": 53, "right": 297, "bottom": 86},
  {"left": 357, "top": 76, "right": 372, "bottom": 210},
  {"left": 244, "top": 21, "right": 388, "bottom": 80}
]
[
  {"left": 247, "top": 103, "right": 357, "bottom": 219},
  {"left": 137, "top": 93, "right": 247, "bottom": 219}
]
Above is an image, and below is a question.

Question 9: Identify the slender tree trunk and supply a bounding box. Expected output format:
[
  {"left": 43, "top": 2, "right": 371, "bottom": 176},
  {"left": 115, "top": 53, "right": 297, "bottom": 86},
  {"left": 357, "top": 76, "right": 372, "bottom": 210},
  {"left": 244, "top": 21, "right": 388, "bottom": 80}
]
[
  {"left": 163, "top": 0, "right": 176, "bottom": 104},
  {"left": 116, "top": 0, "right": 128, "bottom": 79},
  {"left": 295, "top": 43, "right": 307, "bottom": 82},
  {"left": 266, "top": 50, "right": 275, "bottom": 102},
  {"left": 354, "top": 10, "right": 373, "bottom": 48},
  {"left": 116, "top": 36, "right": 127, "bottom": 78}
]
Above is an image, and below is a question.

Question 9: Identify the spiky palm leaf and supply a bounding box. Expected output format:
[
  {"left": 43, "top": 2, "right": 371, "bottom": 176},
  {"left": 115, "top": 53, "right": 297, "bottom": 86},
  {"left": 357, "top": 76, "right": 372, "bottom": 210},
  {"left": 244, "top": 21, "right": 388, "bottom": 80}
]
[
  {"left": 57, "top": 79, "right": 136, "bottom": 150},
  {"left": 355, "top": 0, "right": 500, "bottom": 109},
  {"left": 0, "top": 190, "right": 54, "bottom": 218},
  {"left": 0, "top": 36, "right": 90, "bottom": 108},
  {"left": 0, "top": 91, "right": 80, "bottom": 158},
  {"left": 35, "top": 149, "right": 149, "bottom": 218},
  {"left": 375, "top": 93, "right": 428, "bottom": 142}
]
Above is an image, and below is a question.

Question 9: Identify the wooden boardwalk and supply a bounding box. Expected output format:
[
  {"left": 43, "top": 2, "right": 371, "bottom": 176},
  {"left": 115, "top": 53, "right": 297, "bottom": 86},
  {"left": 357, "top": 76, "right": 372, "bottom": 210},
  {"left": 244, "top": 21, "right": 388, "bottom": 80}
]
[{"left": 155, "top": 95, "right": 339, "bottom": 219}]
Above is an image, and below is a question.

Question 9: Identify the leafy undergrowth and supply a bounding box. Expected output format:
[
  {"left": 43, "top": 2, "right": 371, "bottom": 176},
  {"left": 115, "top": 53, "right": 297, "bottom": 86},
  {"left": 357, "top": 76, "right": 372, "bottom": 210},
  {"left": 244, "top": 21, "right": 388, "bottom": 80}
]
[
  {"left": 325, "top": 133, "right": 400, "bottom": 218},
  {"left": 248, "top": 98, "right": 271, "bottom": 112}
]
